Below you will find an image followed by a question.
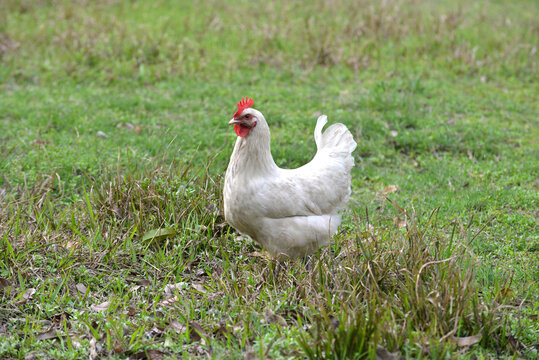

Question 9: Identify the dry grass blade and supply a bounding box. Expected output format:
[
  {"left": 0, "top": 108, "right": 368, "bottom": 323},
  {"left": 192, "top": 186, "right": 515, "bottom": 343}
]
[
  {"left": 415, "top": 256, "right": 457, "bottom": 301},
  {"left": 35, "top": 329, "right": 60, "bottom": 341},
  {"left": 90, "top": 301, "right": 111, "bottom": 312}
]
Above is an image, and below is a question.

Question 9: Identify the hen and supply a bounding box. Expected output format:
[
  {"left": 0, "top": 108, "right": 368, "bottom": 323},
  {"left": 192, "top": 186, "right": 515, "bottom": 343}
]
[{"left": 224, "top": 98, "right": 357, "bottom": 258}]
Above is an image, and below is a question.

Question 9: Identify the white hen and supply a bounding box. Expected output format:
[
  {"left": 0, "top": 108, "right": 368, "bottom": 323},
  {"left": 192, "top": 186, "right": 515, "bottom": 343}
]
[{"left": 224, "top": 98, "right": 357, "bottom": 258}]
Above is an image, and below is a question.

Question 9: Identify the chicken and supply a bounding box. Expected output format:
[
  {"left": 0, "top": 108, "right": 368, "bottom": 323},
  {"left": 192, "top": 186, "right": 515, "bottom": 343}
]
[{"left": 223, "top": 97, "right": 357, "bottom": 259}]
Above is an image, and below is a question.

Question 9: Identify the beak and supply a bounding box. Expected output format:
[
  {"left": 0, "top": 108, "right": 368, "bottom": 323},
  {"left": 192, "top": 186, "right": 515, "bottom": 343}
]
[{"left": 229, "top": 118, "right": 254, "bottom": 128}]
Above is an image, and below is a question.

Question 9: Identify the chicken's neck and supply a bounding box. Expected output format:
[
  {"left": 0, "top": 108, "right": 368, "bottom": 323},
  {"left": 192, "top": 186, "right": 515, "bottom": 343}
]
[{"left": 229, "top": 124, "right": 278, "bottom": 177}]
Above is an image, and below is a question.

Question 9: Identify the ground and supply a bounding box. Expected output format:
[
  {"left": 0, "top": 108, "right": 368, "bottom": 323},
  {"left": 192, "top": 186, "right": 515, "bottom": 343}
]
[{"left": 0, "top": 0, "right": 537, "bottom": 359}]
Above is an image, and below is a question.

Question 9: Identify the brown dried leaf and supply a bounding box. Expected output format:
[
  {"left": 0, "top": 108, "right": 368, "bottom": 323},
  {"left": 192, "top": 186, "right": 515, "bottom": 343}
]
[
  {"left": 189, "top": 321, "right": 208, "bottom": 343},
  {"left": 500, "top": 288, "right": 514, "bottom": 297},
  {"left": 89, "top": 337, "right": 98, "bottom": 360},
  {"left": 75, "top": 283, "right": 87, "bottom": 295},
  {"left": 71, "top": 338, "right": 82, "bottom": 349},
  {"left": 15, "top": 288, "right": 36, "bottom": 305},
  {"left": 65, "top": 240, "right": 79, "bottom": 249},
  {"left": 452, "top": 333, "right": 482, "bottom": 347},
  {"left": 123, "top": 306, "right": 137, "bottom": 316},
  {"left": 195, "top": 268, "right": 206, "bottom": 277},
  {"left": 146, "top": 325, "right": 165, "bottom": 339},
  {"left": 113, "top": 343, "right": 124, "bottom": 353},
  {"left": 90, "top": 301, "right": 111, "bottom": 312},
  {"left": 51, "top": 312, "right": 70, "bottom": 323},
  {"left": 169, "top": 319, "right": 187, "bottom": 334},
  {"left": 23, "top": 288, "right": 36, "bottom": 299},
  {"left": 159, "top": 296, "right": 178, "bottom": 306},
  {"left": 130, "top": 279, "right": 150, "bottom": 292},
  {"left": 35, "top": 329, "right": 60, "bottom": 341},
  {"left": 191, "top": 283, "right": 206, "bottom": 294},
  {"left": 164, "top": 282, "right": 187, "bottom": 296},
  {"left": 116, "top": 122, "right": 134, "bottom": 129},
  {"left": 382, "top": 185, "right": 399, "bottom": 195}
]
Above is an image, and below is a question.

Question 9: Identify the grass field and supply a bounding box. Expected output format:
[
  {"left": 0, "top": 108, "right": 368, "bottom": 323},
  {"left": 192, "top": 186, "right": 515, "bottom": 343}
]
[{"left": 1, "top": 0, "right": 538, "bottom": 358}]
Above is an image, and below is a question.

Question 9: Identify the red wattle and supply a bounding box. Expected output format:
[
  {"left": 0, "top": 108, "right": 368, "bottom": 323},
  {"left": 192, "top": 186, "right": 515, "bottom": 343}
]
[{"left": 234, "top": 124, "right": 250, "bottom": 137}]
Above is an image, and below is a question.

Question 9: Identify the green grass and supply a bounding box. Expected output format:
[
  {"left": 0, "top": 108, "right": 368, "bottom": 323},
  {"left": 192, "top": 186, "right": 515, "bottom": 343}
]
[{"left": 1, "top": 0, "right": 538, "bottom": 358}]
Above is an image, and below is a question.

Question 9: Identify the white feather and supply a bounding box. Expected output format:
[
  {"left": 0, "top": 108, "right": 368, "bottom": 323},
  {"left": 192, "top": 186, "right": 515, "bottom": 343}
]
[{"left": 314, "top": 115, "right": 328, "bottom": 149}]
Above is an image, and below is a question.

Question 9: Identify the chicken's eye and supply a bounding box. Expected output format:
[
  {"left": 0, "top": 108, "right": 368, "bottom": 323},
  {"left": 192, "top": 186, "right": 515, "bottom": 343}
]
[{"left": 245, "top": 115, "right": 251, "bottom": 119}]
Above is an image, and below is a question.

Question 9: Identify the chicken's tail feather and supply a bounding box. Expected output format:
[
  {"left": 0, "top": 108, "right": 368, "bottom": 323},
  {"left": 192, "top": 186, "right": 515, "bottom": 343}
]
[
  {"left": 314, "top": 115, "right": 328, "bottom": 149},
  {"left": 315, "top": 115, "right": 357, "bottom": 154}
]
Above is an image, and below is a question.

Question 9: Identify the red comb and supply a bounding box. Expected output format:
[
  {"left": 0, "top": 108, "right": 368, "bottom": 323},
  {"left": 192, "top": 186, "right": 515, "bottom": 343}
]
[{"left": 233, "top": 97, "right": 254, "bottom": 118}]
